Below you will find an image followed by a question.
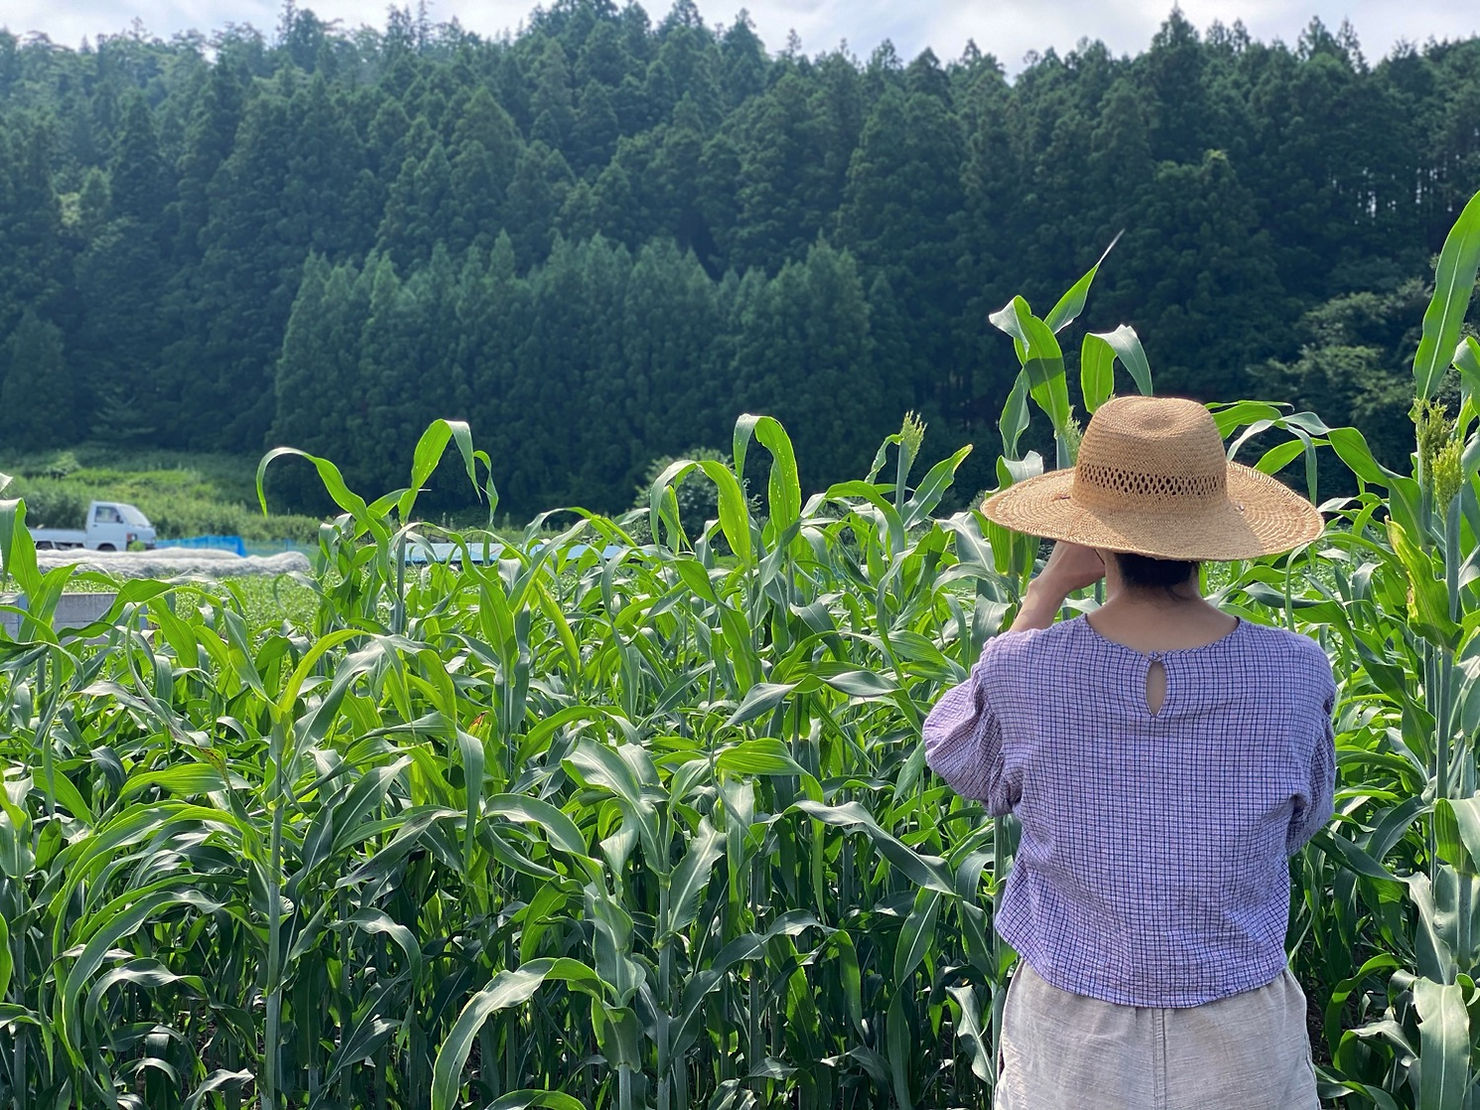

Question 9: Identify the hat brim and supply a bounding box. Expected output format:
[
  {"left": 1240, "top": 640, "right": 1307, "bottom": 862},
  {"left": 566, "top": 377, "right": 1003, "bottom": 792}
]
[{"left": 980, "top": 462, "right": 1323, "bottom": 561}]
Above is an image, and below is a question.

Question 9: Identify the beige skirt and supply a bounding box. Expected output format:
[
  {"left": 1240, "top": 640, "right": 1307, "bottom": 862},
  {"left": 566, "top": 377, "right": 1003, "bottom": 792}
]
[{"left": 994, "top": 962, "right": 1320, "bottom": 1110}]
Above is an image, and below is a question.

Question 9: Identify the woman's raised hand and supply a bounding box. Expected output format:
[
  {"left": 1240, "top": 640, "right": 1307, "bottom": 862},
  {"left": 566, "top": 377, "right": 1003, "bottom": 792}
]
[
  {"left": 1037, "top": 541, "right": 1107, "bottom": 595},
  {"left": 1010, "top": 543, "right": 1105, "bottom": 632}
]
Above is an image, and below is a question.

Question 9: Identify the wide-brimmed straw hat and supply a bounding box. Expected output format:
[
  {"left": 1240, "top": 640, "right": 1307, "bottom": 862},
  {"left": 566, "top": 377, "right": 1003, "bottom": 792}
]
[{"left": 981, "top": 396, "right": 1323, "bottom": 561}]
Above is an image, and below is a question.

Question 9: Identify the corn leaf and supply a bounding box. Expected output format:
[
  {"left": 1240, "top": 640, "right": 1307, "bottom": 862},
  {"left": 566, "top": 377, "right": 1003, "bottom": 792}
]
[
  {"left": 1412, "top": 976, "right": 1471, "bottom": 1110},
  {"left": 1045, "top": 231, "right": 1122, "bottom": 334},
  {"left": 431, "top": 959, "right": 605, "bottom": 1110},
  {"left": 1087, "top": 324, "right": 1154, "bottom": 396},
  {"left": 1413, "top": 186, "right": 1480, "bottom": 400}
]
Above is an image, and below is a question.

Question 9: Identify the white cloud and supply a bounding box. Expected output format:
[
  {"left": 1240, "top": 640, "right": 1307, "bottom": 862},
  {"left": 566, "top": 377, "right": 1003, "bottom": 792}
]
[
  {"left": 916, "top": 0, "right": 1480, "bottom": 72},
  {"left": 3, "top": 0, "right": 279, "bottom": 46},
  {"left": 4, "top": 0, "right": 1477, "bottom": 71}
]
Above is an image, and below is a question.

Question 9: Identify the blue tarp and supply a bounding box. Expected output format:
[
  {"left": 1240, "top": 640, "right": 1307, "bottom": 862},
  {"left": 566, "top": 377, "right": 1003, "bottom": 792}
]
[{"left": 158, "top": 535, "right": 248, "bottom": 556}]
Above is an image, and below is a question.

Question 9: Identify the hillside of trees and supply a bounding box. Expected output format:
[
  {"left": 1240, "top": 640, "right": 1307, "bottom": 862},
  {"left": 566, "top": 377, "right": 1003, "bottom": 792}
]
[{"left": 1, "top": 2, "right": 1478, "bottom": 516}]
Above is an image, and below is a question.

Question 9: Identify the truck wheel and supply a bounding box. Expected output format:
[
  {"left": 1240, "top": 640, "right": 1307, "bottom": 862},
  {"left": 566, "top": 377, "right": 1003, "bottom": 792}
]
[{"left": 97, "top": 544, "right": 116, "bottom": 552}]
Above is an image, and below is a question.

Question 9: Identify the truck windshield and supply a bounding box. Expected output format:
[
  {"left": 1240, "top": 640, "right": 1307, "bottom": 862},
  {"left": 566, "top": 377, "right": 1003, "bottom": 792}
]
[{"left": 120, "top": 505, "right": 152, "bottom": 527}]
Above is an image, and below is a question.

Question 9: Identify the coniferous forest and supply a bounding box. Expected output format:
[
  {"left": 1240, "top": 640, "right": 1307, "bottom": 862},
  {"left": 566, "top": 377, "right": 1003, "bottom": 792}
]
[{"left": 1, "top": 2, "right": 1478, "bottom": 517}]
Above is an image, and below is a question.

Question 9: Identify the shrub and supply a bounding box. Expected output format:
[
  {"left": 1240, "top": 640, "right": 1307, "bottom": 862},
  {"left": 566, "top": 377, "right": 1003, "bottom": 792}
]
[{"left": 10, "top": 477, "right": 89, "bottom": 528}]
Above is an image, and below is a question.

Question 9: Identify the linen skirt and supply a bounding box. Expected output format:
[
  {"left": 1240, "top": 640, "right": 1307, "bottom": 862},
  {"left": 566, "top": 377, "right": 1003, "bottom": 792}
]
[{"left": 993, "top": 962, "right": 1320, "bottom": 1110}]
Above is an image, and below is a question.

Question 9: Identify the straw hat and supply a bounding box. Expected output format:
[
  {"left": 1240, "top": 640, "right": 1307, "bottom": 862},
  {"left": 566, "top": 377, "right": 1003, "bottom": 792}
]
[{"left": 981, "top": 396, "right": 1323, "bottom": 561}]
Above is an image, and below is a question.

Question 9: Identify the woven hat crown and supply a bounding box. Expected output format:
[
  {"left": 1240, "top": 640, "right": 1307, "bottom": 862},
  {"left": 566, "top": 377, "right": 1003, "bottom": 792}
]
[
  {"left": 1071, "top": 396, "right": 1228, "bottom": 513},
  {"left": 981, "top": 394, "right": 1322, "bottom": 559}
]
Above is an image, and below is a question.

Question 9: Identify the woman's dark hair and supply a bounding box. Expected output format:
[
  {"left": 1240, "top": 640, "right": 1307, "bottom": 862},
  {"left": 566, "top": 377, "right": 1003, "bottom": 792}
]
[{"left": 1114, "top": 552, "right": 1199, "bottom": 591}]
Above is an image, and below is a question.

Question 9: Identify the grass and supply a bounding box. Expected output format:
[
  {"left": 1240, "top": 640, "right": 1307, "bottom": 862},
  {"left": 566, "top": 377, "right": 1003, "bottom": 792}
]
[
  {"left": 178, "top": 575, "right": 319, "bottom": 633},
  {"left": 13, "top": 571, "right": 318, "bottom": 643}
]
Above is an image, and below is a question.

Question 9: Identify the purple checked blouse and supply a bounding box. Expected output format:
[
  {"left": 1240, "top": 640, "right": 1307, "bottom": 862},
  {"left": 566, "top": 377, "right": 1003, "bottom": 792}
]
[{"left": 923, "top": 615, "right": 1337, "bottom": 1008}]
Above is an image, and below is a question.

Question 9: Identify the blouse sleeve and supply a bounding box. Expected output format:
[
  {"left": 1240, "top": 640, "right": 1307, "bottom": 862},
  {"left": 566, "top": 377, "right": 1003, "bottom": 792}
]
[
  {"left": 923, "top": 636, "right": 1014, "bottom": 815},
  {"left": 1286, "top": 650, "right": 1337, "bottom": 855}
]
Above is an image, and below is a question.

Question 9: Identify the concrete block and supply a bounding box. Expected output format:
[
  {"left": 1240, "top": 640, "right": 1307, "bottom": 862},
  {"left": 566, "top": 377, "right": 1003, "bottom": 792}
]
[{"left": 1, "top": 593, "right": 123, "bottom": 641}]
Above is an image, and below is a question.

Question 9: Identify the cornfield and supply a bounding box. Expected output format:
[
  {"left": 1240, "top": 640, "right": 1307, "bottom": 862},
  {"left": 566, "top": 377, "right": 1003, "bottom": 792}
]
[{"left": 2, "top": 187, "right": 1479, "bottom": 1110}]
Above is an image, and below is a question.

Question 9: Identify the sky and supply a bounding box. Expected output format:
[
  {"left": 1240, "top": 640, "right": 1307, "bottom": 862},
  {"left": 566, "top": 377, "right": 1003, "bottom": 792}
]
[{"left": 5, "top": 0, "right": 1479, "bottom": 72}]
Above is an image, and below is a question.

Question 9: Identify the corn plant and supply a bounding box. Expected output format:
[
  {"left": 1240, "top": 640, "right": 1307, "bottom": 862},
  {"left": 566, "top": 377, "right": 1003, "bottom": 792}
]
[
  {"left": 0, "top": 190, "right": 1478, "bottom": 1110},
  {"left": 1259, "top": 187, "right": 1480, "bottom": 1110},
  {"left": 0, "top": 409, "right": 1017, "bottom": 1109}
]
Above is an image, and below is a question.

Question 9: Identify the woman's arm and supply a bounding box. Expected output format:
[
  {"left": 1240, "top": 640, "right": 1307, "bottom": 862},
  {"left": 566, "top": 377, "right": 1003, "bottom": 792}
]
[
  {"left": 924, "top": 543, "right": 1104, "bottom": 808},
  {"left": 922, "top": 659, "right": 1010, "bottom": 810},
  {"left": 1287, "top": 649, "right": 1338, "bottom": 854}
]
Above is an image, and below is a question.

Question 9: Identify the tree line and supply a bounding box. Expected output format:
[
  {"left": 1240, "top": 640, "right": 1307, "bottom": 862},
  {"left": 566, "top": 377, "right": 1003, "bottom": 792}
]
[{"left": 1, "top": 1, "right": 1477, "bottom": 515}]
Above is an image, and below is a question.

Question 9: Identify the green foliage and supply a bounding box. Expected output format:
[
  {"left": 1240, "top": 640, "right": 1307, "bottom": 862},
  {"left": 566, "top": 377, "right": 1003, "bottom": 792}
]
[
  {"left": 0, "top": 189, "right": 1477, "bottom": 1107},
  {"left": 4, "top": 477, "right": 87, "bottom": 529},
  {"left": 34, "top": 449, "right": 79, "bottom": 479},
  {"left": 2, "top": 7, "right": 1479, "bottom": 517},
  {"left": 0, "top": 404, "right": 998, "bottom": 1109},
  {"left": 0, "top": 309, "right": 71, "bottom": 451}
]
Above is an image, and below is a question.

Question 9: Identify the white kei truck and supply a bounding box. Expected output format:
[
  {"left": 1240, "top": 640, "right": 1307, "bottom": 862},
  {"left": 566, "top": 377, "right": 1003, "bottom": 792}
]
[{"left": 29, "top": 500, "right": 157, "bottom": 551}]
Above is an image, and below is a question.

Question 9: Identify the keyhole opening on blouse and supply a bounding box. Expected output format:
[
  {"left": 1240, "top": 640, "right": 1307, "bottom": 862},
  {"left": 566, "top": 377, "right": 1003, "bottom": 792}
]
[{"left": 1145, "top": 659, "right": 1167, "bottom": 715}]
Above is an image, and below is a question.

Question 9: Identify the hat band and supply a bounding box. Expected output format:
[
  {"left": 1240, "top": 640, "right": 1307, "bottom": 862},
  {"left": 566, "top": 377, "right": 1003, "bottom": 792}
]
[{"left": 1072, "top": 462, "right": 1227, "bottom": 511}]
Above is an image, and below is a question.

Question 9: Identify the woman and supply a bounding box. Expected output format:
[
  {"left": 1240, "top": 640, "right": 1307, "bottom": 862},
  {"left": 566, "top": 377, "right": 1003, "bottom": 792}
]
[{"left": 924, "top": 396, "right": 1335, "bottom": 1110}]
